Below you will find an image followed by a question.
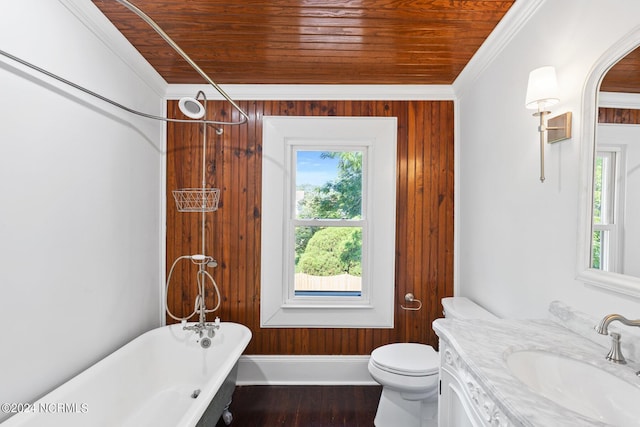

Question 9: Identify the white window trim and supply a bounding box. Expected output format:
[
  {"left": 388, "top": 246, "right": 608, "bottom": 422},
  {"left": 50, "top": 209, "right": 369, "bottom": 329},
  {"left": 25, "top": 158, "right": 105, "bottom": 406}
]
[
  {"left": 593, "top": 144, "right": 626, "bottom": 273},
  {"left": 261, "top": 116, "right": 397, "bottom": 328}
]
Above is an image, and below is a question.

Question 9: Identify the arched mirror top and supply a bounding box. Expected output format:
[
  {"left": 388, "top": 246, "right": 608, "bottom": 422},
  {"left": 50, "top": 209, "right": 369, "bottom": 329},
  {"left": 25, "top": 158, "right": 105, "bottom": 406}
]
[{"left": 577, "top": 26, "right": 640, "bottom": 298}]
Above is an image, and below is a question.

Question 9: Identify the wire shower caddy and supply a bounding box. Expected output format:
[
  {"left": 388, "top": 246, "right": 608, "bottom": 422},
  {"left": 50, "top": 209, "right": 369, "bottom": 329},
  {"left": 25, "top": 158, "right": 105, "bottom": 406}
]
[
  {"left": 172, "top": 188, "right": 220, "bottom": 212},
  {"left": 172, "top": 90, "right": 220, "bottom": 214}
]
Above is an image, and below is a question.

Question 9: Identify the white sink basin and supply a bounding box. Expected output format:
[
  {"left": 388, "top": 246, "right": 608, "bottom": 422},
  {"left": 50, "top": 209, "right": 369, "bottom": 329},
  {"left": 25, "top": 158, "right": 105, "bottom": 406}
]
[{"left": 506, "top": 350, "right": 640, "bottom": 426}]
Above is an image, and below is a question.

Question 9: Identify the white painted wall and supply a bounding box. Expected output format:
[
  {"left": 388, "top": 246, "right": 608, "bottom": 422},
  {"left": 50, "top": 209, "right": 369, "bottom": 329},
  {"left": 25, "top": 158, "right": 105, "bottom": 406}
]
[
  {"left": 0, "top": 1, "right": 164, "bottom": 420},
  {"left": 456, "top": 0, "right": 640, "bottom": 320}
]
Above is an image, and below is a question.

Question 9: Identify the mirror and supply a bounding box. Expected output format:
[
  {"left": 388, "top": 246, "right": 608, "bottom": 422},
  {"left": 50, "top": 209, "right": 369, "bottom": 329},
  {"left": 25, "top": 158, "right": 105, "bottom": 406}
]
[
  {"left": 577, "top": 28, "right": 640, "bottom": 298},
  {"left": 595, "top": 46, "right": 640, "bottom": 276}
]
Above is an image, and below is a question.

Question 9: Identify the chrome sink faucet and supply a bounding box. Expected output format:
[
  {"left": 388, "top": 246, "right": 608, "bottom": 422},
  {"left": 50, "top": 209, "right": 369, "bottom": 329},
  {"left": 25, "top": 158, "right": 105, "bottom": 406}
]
[{"left": 595, "top": 314, "right": 640, "bottom": 364}]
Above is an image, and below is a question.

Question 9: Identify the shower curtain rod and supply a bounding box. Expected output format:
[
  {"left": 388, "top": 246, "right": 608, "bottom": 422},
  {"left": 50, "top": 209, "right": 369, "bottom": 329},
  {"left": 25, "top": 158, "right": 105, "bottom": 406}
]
[
  {"left": 113, "top": 0, "right": 248, "bottom": 125},
  {"left": 0, "top": 48, "right": 234, "bottom": 128},
  {"left": 0, "top": 0, "right": 249, "bottom": 128}
]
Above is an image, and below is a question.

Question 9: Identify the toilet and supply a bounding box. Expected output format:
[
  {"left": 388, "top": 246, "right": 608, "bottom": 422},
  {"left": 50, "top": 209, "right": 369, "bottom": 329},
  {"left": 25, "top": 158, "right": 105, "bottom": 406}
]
[{"left": 368, "top": 297, "right": 496, "bottom": 427}]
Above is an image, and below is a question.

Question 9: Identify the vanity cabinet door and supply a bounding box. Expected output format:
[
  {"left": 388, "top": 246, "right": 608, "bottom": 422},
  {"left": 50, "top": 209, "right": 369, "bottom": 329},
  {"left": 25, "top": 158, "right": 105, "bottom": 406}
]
[{"left": 439, "top": 367, "right": 483, "bottom": 427}]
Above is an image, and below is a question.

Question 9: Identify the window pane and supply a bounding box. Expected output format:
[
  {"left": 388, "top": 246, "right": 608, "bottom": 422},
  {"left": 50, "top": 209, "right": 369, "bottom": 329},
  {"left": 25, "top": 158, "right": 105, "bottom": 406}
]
[
  {"left": 591, "top": 230, "right": 602, "bottom": 269},
  {"left": 591, "top": 229, "right": 611, "bottom": 271},
  {"left": 593, "top": 151, "right": 617, "bottom": 225},
  {"left": 294, "top": 226, "right": 362, "bottom": 296},
  {"left": 295, "top": 151, "right": 362, "bottom": 220},
  {"left": 592, "top": 150, "right": 618, "bottom": 273},
  {"left": 593, "top": 156, "right": 603, "bottom": 225}
]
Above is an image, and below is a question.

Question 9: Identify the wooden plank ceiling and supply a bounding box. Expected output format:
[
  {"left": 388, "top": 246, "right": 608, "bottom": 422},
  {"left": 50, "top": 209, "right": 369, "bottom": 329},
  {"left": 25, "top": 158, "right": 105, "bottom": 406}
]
[
  {"left": 600, "top": 46, "right": 640, "bottom": 94},
  {"left": 92, "top": 0, "right": 515, "bottom": 85}
]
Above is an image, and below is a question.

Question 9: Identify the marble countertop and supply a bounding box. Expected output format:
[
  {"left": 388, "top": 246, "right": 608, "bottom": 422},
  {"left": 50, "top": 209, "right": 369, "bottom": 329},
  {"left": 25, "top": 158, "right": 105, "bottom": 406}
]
[{"left": 433, "top": 317, "right": 640, "bottom": 426}]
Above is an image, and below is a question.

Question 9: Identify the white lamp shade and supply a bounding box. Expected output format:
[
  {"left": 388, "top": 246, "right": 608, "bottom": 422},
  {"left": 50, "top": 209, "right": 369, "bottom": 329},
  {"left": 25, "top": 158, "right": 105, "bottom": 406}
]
[{"left": 525, "top": 66, "right": 559, "bottom": 110}]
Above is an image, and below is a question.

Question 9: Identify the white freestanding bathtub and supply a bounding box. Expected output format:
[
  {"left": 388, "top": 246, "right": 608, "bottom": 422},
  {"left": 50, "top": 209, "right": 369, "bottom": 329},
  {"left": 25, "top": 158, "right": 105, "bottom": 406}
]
[{"left": 1, "top": 322, "right": 252, "bottom": 427}]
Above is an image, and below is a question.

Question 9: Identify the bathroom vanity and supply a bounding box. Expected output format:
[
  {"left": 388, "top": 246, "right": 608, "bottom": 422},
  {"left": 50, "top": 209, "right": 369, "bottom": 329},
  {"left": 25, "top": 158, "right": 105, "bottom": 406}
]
[{"left": 433, "top": 302, "right": 640, "bottom": 426}]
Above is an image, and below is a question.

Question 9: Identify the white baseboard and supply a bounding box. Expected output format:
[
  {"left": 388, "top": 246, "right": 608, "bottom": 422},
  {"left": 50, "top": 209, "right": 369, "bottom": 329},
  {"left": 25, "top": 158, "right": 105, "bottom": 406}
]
[{"left": 236, "top": 355, "right": 378, "bottom": 386}]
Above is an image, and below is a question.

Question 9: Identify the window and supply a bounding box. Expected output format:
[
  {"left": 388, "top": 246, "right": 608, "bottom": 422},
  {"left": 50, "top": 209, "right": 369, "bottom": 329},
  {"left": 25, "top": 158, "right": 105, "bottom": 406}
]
[
  {"left": 294, "top": 150, "right": 364, "bottom": 298},
  {"left": 261, "top": 116, "right": 397, "bottom": 328},
  {"left": 591, "top": 146, "right": 625, "bottom": 272}
]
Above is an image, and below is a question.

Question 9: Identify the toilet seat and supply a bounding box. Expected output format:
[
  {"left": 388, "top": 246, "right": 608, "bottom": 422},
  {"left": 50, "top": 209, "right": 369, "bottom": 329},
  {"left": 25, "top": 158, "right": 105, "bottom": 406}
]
[
  {"left": 368, "top": 298, "right": 496, "bottom": 427},
  {"left": 370, "top": 343, "right": 439, "bottom": 377}
]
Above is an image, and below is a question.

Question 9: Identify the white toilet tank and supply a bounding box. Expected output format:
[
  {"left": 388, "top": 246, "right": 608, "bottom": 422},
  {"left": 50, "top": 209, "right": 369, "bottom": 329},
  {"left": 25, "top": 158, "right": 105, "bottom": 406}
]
[{"left": 441, "top": 297, "right": 496, "bottom": 320}]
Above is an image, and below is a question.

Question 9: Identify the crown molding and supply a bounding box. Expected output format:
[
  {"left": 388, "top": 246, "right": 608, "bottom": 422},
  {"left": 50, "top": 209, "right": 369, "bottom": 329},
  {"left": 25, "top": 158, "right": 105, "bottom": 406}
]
[
  {"left": 599, "top": 91, "right": 640, "bottom": 109},
  {"left": 453, "top": 0, "right": 546, "bottom": 98},
  {"left": 165, "top": 84, "right": 455, "bottom": 101},
  {"left": 58, "top": 0, "right": 167, "bottom": 97}
]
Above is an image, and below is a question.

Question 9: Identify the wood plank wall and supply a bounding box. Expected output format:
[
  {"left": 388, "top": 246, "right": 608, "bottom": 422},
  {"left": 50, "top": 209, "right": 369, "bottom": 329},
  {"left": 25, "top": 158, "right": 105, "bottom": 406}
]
[
  {"left": 599, "top": 107, "right": 640, "bottom": 124},
  {"left": 166, "top": 100, "right": 454, "bottom": 355}
]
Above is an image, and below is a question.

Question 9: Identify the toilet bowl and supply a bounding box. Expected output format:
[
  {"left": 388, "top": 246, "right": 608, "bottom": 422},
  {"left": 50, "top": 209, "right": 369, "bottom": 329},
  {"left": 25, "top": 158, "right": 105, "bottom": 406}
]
[
  {"left": 368, "top": 297, "right": 496, "bottom": 427},
  {"left": 368, "top": 343, "right": 440, "bottom": 426}
]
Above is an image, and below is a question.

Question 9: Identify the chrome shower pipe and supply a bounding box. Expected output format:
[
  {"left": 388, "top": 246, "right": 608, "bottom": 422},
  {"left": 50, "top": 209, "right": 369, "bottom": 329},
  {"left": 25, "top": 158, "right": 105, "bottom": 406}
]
[{"left": 114, "top": 0, "right": 249, "bottom": 125}]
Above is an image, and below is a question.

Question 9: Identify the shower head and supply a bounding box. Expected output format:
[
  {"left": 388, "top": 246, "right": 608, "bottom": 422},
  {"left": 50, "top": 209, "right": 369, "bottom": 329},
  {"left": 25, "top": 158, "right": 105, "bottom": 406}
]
[{"left": 178, "top": 96, "right": 206, "bottom": 119}]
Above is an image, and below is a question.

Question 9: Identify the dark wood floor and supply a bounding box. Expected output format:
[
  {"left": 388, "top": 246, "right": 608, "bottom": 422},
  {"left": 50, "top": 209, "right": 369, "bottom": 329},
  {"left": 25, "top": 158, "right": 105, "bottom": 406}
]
[{"left": 215, "top": 385, "right": 382, "bottom": 427}]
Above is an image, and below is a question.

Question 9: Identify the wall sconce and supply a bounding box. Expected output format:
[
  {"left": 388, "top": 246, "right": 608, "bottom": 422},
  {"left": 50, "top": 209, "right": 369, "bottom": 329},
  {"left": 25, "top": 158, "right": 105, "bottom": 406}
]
[{"left": 525, "top": 66, "right": 572, "bottom": 182}]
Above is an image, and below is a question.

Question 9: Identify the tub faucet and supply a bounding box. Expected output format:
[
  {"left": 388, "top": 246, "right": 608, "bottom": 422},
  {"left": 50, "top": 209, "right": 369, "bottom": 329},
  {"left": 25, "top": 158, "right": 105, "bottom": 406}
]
[
  {"left": 184, "top": 317, "right": 220, "bottom": 337},
  {"left": 595, "top": 314, "right": 640, "bottom": 364},
  {"left": 184, "top": 320, "right": 220, "bottom": 348}
]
